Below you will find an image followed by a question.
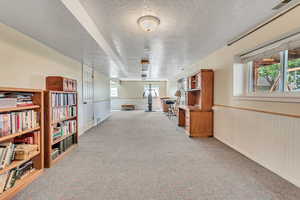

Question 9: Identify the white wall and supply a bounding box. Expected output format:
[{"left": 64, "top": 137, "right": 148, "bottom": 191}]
[
  {"left": 0, "top": 22, "right": 111, "bottom": 135},
  {"left": 172, "top": 6, "right": 300, "bottom": 187},
  {"left": 167, "top": 79, "right": 177, "bottom": 98},
  {"left": 214, "top": 106, "right": 300, "bottom": 187},
  {"left": 111, "top": 80, "right": 167, "bottom": 110}
]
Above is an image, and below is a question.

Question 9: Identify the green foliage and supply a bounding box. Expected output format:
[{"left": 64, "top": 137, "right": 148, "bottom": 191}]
[
  {"left": 288, "top": 58, "right": 300, "bottom": 69},
  {"left": 256, "top": 57, "right": 300, "bottom": 90},
  {"left": 257, "top": 63, "right": 280, "bottom": 86},
  {"left": 287, "top": 58, "right": 300, "bottom": 90}
]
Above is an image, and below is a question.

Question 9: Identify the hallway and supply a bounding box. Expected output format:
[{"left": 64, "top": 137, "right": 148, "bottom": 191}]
[{"left": 15, "top": 111, "right": 300, "bottom": 200}]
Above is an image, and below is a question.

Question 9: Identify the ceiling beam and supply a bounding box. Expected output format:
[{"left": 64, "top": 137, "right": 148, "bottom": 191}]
[{"left": 60, "top": 0, "right": 128, "bottom": 76}]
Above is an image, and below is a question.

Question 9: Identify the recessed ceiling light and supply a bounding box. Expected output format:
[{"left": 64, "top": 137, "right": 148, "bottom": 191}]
[{"left": 137, "top": 15, "right": 160, "bottom": 32}]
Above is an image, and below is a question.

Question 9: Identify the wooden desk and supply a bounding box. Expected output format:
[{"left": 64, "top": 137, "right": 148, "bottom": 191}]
[
  {"left": 160, "top": 97, "right": 171, "bottom": 112},
  {"left": 178, "top": 106, "right": 213, "bottom": 137}
]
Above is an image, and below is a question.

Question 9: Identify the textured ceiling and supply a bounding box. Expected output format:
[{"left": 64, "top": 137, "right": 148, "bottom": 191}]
[
  {"left": 0, "top": 0, "right": 288, "bottom": 79},
  {"left": 79, "top": 0, "right": 282, "bottom": 79}
]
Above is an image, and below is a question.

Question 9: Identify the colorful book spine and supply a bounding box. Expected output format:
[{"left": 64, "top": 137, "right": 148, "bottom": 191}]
[
  {"left": 0, "top": 110, "right": 39, "bottom": 137},
  {"left": 52, "top": 120, "right": 76, "bottom": 142},
  {"left": 51, "top": 93, "right": 77, "bottom": 107},
  {"left": 52, "top": 106, "right": 76, "bottom": 122}
]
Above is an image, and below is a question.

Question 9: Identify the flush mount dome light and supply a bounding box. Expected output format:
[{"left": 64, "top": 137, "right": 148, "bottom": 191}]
[{"left": 137, "top": 15, "right": 160, "bottom": 32}]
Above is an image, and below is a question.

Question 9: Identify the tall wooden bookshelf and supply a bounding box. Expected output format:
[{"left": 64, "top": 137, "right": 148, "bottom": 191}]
[
  {"left": 178, "top": 70, "right": 214, "bottom": 137},
  {"left": 44, "top": 77, "right": 78, "bottom": 168},
  {"left": 0, "top": 87, "right": 44, "bottom": 200}
]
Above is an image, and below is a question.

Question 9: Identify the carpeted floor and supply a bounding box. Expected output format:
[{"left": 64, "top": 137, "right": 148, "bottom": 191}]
[{"left": 14, "top": 111, "right": 300, "bottom": 200}]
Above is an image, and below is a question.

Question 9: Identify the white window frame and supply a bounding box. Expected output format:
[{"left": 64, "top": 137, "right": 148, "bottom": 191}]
[{"left": 233, "top": 30, "right": 300, "bottom": 103}]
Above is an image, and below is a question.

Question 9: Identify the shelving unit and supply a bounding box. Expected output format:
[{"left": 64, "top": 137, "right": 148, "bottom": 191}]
[
  {"left": 44, "top": 90, "right": 78, "bottom": 168},
  {"left": 0, "top": 87, "right": 44, "bottom": 200},
  {"left": 178, "top": 70, "right": 214, "bottom": 137}
]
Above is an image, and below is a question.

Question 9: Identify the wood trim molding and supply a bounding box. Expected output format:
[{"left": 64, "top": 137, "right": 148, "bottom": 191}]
[{"left": 214, "top": 104, "right": 300, "bottom": 119}]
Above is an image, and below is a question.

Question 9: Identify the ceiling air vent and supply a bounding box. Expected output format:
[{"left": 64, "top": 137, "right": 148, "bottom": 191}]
[{"left": 272, "top": 0, "right": 293, "bottom": 10}]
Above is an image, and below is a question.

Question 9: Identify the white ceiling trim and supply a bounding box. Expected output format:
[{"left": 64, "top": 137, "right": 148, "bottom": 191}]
[{"left": 60, "top": 0, "right": 128, "bottom": 76}]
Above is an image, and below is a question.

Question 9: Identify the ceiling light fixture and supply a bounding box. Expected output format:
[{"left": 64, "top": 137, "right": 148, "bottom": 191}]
[{"left": 137, "top": 15, "right": 160, "bottom": 32}]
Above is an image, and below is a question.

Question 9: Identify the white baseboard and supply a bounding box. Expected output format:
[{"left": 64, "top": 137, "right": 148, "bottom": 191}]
[{"left": 79, "top": 112, "right": 112, "bottom": 136}]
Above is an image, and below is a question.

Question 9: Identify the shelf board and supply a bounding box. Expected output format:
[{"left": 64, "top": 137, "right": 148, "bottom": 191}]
[
  {"left": 52, "top": 132, "right": 76, "bottom": 145},
  {"left": 51, "top": 116, "right": 77, "bottom": 125},
  {"left": 0, "top": 151, "right": 40, "bottom": 175},
  {"left": 0, "top": 105, "right": 40, "bottom": 113},
  {"left": 0, "top": 87, "right": 42, "bottom": 93},
  {"left": 51, "top": 144, "right": 77, "bottom": 166},
  {"left": 52, "top": 105, "right": 77, "bottom": 108},
  {"left": 186, "top": 89, "right": 201, "bottom": 92},
  {"left": 0, "top": 169, "right": 43, "bottom": 200},
  {"left": 49, "top": 90, "right": 77, "bottom": 94},
  {"left": 0, "top": 127, "right": 40, "bottom": 142}
]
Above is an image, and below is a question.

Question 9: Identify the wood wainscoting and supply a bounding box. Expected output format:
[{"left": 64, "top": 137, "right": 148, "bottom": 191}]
[{"left": 213, "top": 105, "right": 300, "bottom": 187}]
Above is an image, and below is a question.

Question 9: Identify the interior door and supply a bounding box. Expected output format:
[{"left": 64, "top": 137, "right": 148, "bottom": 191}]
[{"left": 82, "top": 64, "right": 95, "bottom": 130}]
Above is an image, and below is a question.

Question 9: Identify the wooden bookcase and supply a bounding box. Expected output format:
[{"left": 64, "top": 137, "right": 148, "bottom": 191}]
[
  {"left": 44, "top": 90, "right": 78, "bottom": 168},
  {"left": 178, "top": 70, "right": 214, "bottom": 137},
  {"left": 0, "top": 87, "right": 44, "bottom": 200}
]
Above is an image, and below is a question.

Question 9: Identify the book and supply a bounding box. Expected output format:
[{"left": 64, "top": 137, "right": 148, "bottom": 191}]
[
  {"left": 0, "top": 110, "right": 39, "bottom": 137},
  {"left": 0, "top": 172, "right": 9, "bottom": 193},
  {"left": 0, "top": 143, "right": 16, "bottom": 169},
  {"left": 14, "top": 131, "right": 40, "bottom": 145},
  {"left": 0, "top": 98, "right": 17, "bottom": 108},
  {"left": 51, "top": 93, "right": 77, "bottom": 107},
  {"left": 51, "top": 120, "right": 76, "bottom": 142},
  {"left": 0, "top": 92, "right": 34, "bottom": 107},
  {"left": 52, "top": 106, "right": 76, "bottom": 122}
]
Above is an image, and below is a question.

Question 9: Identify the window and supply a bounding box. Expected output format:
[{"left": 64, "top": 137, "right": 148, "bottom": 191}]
[
  {"left": 110, "top": 87, "right": 118, "bottom": 97},
  {"left": 249, "top": 53, "right": 282, "bottom": 93},
  {"left": 286, "top": 48, "right": 300, "bottom": 92},
  {"left": 247, "top": 47, "right": 300, "bottom": 95},
  {"left": 143, "top": 85, "right": 160, "bottom": 97}
]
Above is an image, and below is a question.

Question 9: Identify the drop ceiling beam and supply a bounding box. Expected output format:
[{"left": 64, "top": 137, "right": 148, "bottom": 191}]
[{"left": 60, "top": 0, "right": 128, "bottom": 76}]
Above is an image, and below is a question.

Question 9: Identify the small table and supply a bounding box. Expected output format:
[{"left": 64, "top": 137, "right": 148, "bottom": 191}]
[{"left": 121, "top": 104, "right": 135, "bottom": 111}]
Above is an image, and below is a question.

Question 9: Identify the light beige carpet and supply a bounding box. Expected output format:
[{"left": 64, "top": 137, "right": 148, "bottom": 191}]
[{"left": 14, "top": 111, "right": 300, "bottom": 200}]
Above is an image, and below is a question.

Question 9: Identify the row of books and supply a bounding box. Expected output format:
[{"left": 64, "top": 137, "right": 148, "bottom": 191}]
[
  {"left": 52, "top": 106, "right": 76, "bottom": 122},
  {"left": 52, "top": 120, "right": 77, "bottom": 142},
  {"left": 51, "top": 93, "right": 77, "bottom": 107},
  {"left": 14, "top": 131, "right": 40, "bottom": 146},
  {"left": 0, "top": 110, "right": 39, "bottom": 137},
  {"left": 0, "top": 92, "right": 34, "bottom": 108},
  {"left": 0, "top": 161, "right": 34, "bottom": 194},
  {"left": 52, "top": 135, "right": 76, "bottom": 160}
]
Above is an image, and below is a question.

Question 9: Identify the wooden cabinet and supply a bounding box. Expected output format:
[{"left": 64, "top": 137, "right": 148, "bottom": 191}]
[
  {"left": 178, "top": 106, "right": 213, "bottom": 137},
  {"left": 46, "top": 76, "right": 77, "bottom": 92},
  {"left": 178, "top": 69, "right": 214, "bottom": 137}
]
